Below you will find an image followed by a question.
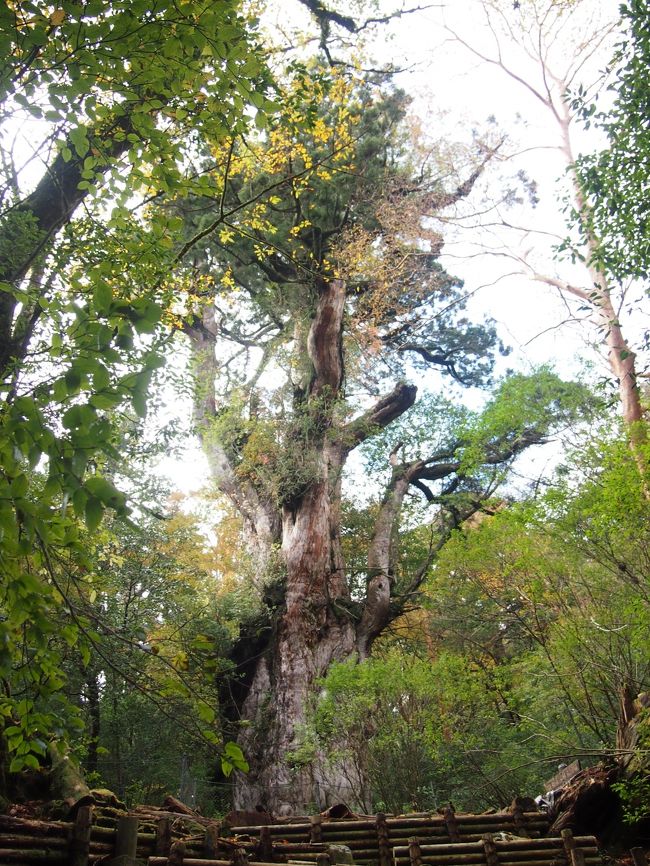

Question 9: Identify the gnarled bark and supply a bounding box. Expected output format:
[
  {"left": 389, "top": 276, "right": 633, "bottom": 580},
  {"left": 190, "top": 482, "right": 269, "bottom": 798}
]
[{"left": 188, "top": 264, "right": 569, "bottom": 813}]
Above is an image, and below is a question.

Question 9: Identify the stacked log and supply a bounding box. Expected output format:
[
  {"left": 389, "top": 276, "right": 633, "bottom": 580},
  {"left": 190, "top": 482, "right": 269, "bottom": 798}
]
[
  {"left": 228, "top": 810, "right": 549, "bottom": 865},
  {"left": 393, "top": 831, "right": 601, "bottom": 866},
  {"left": 5, "top": 806, "right": 607, "bottom": 866},
  {"left": 0, "top": 810, "right": 227, "bottom": 864}
]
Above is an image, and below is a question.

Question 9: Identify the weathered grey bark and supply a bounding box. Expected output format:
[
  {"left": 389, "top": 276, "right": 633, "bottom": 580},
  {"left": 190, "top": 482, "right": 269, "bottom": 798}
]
[{"left": 235, "top": 441, "right": 358, "bottom": 813}]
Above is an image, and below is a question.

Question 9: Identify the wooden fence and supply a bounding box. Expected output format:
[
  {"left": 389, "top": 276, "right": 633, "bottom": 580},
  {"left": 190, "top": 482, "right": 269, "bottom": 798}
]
[
  {"left": 394, "top": 832, "right": 601, "bottom": 866},
  {"left": 228, "top": 808, "right": 550, "bottom": 866},
  {"left": 0, "top": 806, "right": 612, "bottom": 866},
  {"left": 0, "top": 808, "right": 240, "bottom": 865}
]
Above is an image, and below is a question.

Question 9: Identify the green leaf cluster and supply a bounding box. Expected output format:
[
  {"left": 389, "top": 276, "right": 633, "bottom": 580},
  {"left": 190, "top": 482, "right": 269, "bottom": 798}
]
[
  {"left": 0, "top": 0, "right": 278, "bottom": 790},
  {"left": 572, "top": 1, "right": 650, "bottom": 280}
]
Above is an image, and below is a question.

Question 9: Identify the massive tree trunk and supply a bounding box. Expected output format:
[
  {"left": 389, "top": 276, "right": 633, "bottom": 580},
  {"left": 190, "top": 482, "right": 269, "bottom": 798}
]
[
  {"left": 189, "top": 280, "right": 417, "bottom": 812},
  {"left": 187, "top": 267, "right": 569, "bottom": 813},
  {"left": 235, "top": 441, "right": 358, "bottom": 813}
]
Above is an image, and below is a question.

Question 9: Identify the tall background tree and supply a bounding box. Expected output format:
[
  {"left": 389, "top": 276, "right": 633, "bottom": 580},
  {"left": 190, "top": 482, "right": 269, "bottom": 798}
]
[
  {"left": 178, "top": 67, "right": 588, "bottom": 813},
  {"left": 441, "top": 0, "right": 648, "bottom": 475}
]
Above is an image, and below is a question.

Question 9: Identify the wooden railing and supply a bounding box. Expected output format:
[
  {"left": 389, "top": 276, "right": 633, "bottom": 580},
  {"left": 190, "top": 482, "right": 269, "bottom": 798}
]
[
  {"left": 0, "top": 805, "right": 618, "bottom": 866},
  {"left": 394, "top": 831, "right": 600, "bottom": 866},
  {"left": 228, "top": 808, "right": 550, "bottom": 866}
]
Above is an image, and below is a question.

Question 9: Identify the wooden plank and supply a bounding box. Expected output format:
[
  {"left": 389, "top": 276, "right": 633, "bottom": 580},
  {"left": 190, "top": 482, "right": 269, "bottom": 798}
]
[
  {"left": 204, "top": 826, "right": 220, "bottom": 858},
  {"left": 394, "top": 837, "right": 597, "bottom": 855},
  {"left": 147, "top": 861, "right": 290, "bottom": 866},
  {"left": 113, "top": 816, "right": 138, "bottom": 860},
  {"left": 69, "top": 805, "right": 93, "bottom": 866},
  {"left": 561, "top": 830, "right": 585, "bottom": 866},
  {"left": 156, "top": 819, "right": 172, "bottom": 857},
  {"left": 0, "top": 816, "right": 72, "bottom": 834},
  {"left": 409, "top": 838, "right": 424, "bottom": 866},
  {"left": 310, "top": 817, "right": 323, "bottom": 844},
  {"left": 387, "top": 815, "right": 548, "bottom": 830},
  {"left": 231, "top": 847, "right": 249, "bottom": 866},
  {"left": 482, "top": 834, "right": 499, "bottom": 866},
  {"left": 169, "top": 841, "right": 187, "bottom": 866},
  {"left": 0, "top": 850, "right": 69, "bottom": 863},
  {"left": 0, "top": 835, "right": 68, "bottom": 848},
  {"left": 376, "top": 812, "right": 391, "bottom": 866},
  {"left": 259, "top": 826, "right": 273, "bottom": 862},
  {"left": 274, "top": 844, "right": 328, "bottom": 853},
  {"left": 398, "top": 853, "right": 489, "bottom": 865},
  {"left": 393, "top": 851, "right": 588, "bottom": 862},
  {"left": 443, "top": 807, "right": 460, "bottom": 844}
]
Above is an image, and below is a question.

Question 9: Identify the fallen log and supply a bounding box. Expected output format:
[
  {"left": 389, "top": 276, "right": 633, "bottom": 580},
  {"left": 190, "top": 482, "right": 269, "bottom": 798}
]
[
  {"left": 47, "top": 744, "right": 90, "bottom": 813},
  {"left": 164, "top": 796, "right": 202, "bottom": 817}
]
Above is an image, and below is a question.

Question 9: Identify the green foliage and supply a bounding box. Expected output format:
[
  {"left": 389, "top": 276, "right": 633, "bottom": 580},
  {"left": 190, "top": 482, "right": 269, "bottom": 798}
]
[
  {"left": 208, "top": 394, "right": 325, "bottom": 507},
  {"left": 572, "top": 0, "right": 650, "bottom": 280},
  {"left": 0, "top": 237, "right": 169, "bottom": 769},
  {"left": 0, "top": 212, "right": 43, "bottom": 275},
  {"left": 0, "top": 1, "right": 272, "bottom": 186},
  {"left": 317, "top": 412, "right": 650, "bottom": 811},
  {"left": 613, "top": 774, "right": 650, "bottom": 825},
  {"left": 315, "top": 649, "right": 547, "bottom": 812},
  {"left": 457, "top": 370, "right": 592, "bottom": 472},
  {"left": 45, "top": 502, "right": 254, "bottom": 807},
  {"left": 0, "top": 0, "right": 277, "bottom": 790},
  {"left": 179, "top": 66, "right": 510, "bottom": 504},
  {"left": 613, "top": 709, "right": 650, "bottom": 824},
  {"left": 360, "top": 369, "right": 590, "bottom": 514}
]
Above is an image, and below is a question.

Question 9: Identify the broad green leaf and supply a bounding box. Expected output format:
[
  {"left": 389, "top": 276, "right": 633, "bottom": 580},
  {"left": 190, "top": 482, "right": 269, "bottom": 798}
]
[{"left": 84, "top": 497, "right": 104, "bottom": 532}]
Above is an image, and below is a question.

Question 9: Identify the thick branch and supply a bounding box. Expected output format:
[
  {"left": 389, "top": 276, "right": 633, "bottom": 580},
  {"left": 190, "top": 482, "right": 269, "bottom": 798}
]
[
  {"left": 307, "top": 278, "right": 346, "bottom": 398},
  {"left": 337, "top": 381, "right": 417, "bottom": 453},
  {"left": 424, "top": 142, "right": 503, "bottom": 212},
  {"left": 529, "top": 272, "right": 590, "bottom": 302},
  {"left": 0, "top": 117, "right": 133, "bottom": 378},
  {"left": 356, "top": 412, "right": 565, "bottom": 656},
  {"left": 186, "top": 310, "right": 281, "bottom": 562},
  {"left": 297, "top": 0, "right": 357, "bottom": 32},
  {"left": 398, "top": 343, "right": 469, "bottom": 383},
  {"left": 356, "top": 465, "right": 413, "bottom": 660}
]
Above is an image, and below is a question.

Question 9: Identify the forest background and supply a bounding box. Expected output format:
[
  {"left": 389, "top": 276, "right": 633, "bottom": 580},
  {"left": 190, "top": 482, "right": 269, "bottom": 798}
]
[{"left": 0, "top": 0, "right": 649, "bottom": 821}]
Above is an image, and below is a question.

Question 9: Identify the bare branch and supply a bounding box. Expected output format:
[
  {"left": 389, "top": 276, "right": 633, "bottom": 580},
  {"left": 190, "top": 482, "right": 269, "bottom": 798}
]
[{"left": 529, "top": 272, "right": 590, "bottom": 302}]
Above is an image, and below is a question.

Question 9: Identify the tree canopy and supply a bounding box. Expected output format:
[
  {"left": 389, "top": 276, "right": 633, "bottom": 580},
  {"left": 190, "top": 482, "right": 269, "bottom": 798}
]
[
  {"left": 0, "top": 0, "right": 274, "bottom": 778},
  {"left": 0, "top": 0, "right": 649, "bottom": 823},
  {"left": 573, "top": 0, "right": 650, "bottom": 282}
]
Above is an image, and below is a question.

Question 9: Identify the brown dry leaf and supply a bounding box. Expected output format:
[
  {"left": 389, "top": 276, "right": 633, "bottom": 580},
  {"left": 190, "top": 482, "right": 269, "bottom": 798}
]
[{"left": 50, "top": 9, "right": 65, "bottom": 25}]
